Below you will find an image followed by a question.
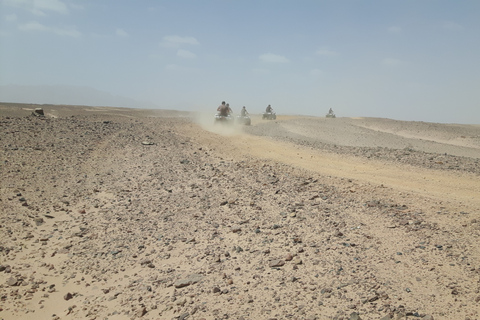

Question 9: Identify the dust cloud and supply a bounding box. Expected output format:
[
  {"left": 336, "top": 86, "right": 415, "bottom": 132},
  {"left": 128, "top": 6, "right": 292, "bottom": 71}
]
[{"left": 193, "top": 111, "right": 245, "bottom": 137}]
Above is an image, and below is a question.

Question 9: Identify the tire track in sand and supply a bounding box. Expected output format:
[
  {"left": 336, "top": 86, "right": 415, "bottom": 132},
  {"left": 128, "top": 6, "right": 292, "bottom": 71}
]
[{"left": 181, "top": 122, "right": 480, "bottom": 212}]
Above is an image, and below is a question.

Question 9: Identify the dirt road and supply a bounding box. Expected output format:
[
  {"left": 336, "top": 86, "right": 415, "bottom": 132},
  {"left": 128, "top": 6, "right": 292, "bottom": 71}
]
[{"left": 186, "top": 116, "right": 480, "bottom": 212}]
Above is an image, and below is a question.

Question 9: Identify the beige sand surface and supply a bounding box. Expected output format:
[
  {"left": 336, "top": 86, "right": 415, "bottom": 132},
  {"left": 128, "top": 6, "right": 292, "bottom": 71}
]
[{"left": 1, "top": 103, "right": 480, "bottom": 320}]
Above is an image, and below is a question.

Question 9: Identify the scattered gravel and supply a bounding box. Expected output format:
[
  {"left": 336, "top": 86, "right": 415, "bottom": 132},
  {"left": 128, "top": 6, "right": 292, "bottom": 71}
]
[{"left": 0, "top": 104, "right": 479, "bottom": 320}]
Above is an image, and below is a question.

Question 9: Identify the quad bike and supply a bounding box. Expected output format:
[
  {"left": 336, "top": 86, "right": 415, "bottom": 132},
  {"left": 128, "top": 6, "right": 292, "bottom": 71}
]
[
  {"left": 235, "top": 114, "right": 251, "bottom": 126},
  {"left": 262, "top": 111, "right": 276, "bottom": 120},
  {"left": 326, "top": 110, "right": 336, "bottom": 118},
  {"left": 214, "top": 113, "right": 234, "bottom": 125}
]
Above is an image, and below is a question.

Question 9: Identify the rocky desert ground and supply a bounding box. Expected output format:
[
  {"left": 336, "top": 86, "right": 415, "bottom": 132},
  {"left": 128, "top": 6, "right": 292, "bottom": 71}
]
[{"left": 1, "top": 102, "right": 479, "bottom": 320}]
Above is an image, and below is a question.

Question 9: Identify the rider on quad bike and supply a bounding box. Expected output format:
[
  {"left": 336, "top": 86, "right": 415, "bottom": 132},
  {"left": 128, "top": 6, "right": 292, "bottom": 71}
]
[
  {"left": 326, "top": 108, "right": 336, "bottom": 118},
  {"left": 215, "top": 101, "right": 234, "bottom": 124},
  {"left": 236, "top": 106, "right": 251, "bottom": 125},
  {"left": 240, "top": 106, "right": 249, "bottom": 116},
  {"left": 263, "top": 104, "right": 276, "bottom": 120},
  {"left": 217, "top": 101, "right": 231, "bottom": 116}
]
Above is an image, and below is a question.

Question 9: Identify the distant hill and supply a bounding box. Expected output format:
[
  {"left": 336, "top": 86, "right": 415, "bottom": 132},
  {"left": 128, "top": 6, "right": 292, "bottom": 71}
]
[{"left": 0, "top": 84, "right": 159, "bottom": 109}]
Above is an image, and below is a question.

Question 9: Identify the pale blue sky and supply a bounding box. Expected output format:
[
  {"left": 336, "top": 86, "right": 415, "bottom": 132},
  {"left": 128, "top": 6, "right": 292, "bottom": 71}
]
[{"left": 1, "top": 0, "right": 479, "bottom": 123}]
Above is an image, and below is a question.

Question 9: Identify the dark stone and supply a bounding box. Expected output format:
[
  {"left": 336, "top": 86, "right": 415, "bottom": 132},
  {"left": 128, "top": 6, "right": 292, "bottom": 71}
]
[{"left": 33, "top": 108, "right": 44, "bottom": 116}]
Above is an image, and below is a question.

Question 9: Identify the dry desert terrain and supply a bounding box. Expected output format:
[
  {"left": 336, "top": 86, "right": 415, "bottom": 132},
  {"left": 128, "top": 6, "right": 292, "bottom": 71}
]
[{"left": 1, "top": 103, "right": 480, "bottom": 320}]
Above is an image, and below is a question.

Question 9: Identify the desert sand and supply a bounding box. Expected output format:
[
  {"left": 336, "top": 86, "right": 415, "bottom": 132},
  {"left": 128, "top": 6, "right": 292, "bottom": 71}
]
[{"left": 1, "top": 103, "right": 479, "bottom": 320}]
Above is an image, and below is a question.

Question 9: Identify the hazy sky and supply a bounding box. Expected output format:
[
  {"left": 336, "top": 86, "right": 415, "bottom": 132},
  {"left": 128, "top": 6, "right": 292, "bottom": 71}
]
[{"left": 1, "top": 0, "right": 479, "bottom": 124}]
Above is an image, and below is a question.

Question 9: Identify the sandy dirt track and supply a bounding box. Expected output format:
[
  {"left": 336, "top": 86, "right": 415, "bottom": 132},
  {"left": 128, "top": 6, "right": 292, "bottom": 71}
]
[
  {"left": 188, "top": 114, "right": 479, "bottom": 211},
  {"left": 1, "top": 103, "right": 480, "bottom": 320}
]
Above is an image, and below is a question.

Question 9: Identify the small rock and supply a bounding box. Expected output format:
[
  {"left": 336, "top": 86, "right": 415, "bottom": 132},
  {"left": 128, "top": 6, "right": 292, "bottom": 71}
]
[
  {"left": 64, "top": 292, "right": 73, "bottom": 300},
  {"left": 349, "top": 312, "right": 362, "bottom": 320},
  {"left": 135, "top": 306, "right": 147, "bottom": 317},
  {"left": 174, "top": 274, "right": 204, "bottom": 288},
  {"left": 6, "top": 277, "right": 18, "bottom": 286},
  {"left": 231, "top": 226, "right": 241, "bottom": 233},
  {"left": 33, "top": 108, "right": 44, "bottom": 116},
  {"left": 140, "top": 259, "right": 152, "bottom": 266},
  {"left": 175, "top": 279, "right": 191, "bottom": 288},
  {"left": 34, "top": 217, "right": 44, "bottom": 226},
  {"left": 269, "top": 259, "right": 285, "bottom": 268},
  {"left": 179, "top": 313, "right": 190, "bottom": 320}
]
